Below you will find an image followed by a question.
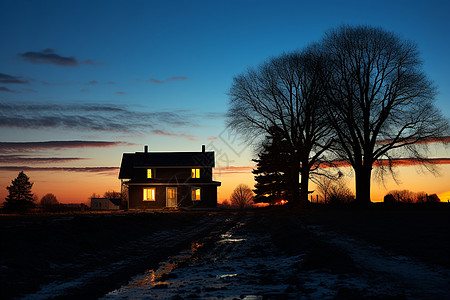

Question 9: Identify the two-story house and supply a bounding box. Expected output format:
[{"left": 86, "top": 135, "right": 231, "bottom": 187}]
[{"left": 119, "top": 145, "right": 221, "bottom": 209}]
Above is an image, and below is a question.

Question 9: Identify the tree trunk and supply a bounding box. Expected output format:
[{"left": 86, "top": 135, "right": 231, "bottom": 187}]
[
  {"left": 300, "top": 165, "right": 310, "bottom": 205},
  {"left": 354, "top": 165, "right": 372, "bottom": 205},
  {"left": 291, "top": 166, "right": 300, "bottom": 206}
]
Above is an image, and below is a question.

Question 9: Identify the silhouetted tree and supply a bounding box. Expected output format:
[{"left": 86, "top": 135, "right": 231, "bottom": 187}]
[
  {"left": 40, "top": 193, "right": 59, "bottom": 209},
  {"left": 327, "top": 179, "right": 355, "bottom": 205},
  {"left": 386, "top": 189, "right": 438, "bottom": 203},
  {"left": 103, "top": 190, "right": 121, "bottom": 200},
  {"left": 314, "top": 176, "right": 335, "bottom": 203},
  {"left": 320, "top": 25, "right": 449, "bottom": 205},
  {"left": 230, "top": 184, "right": 254, "bottom": 209},
  {"left": 228, "top": 48, "right": 333, "bottom": 205},
  {"left": 3, "top": 171, "right": 35, "bottom": 213},
  {"left": 315, "top": 175, "right": 354, "bottom": 204},
  {"left": 253, "top": 127, "right": 291, "bottom": 204}
]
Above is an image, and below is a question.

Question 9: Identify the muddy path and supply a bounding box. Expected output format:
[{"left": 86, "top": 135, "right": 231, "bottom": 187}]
[
  {"left": 104, "top": 213, "right": 449, "bottom": 299},
  {"left": 2, "top": 209, "right": 449, "bottom": 299}
]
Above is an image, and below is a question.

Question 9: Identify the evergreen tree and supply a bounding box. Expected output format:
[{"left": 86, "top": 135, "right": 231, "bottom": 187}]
[
  {"left": 252, "top": 127, "right": 291, "bottom": 204},
  {"left": 3, "top": 171, "right": 35, "bottom": 212}
]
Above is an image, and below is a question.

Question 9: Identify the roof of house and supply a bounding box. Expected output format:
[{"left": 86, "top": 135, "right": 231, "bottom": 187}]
[
  {"left": 119, "top": 151, "right": 215, "bottom": 179},
  {"left": 91, "top": 197, "right": 122, "bottom": 206}
]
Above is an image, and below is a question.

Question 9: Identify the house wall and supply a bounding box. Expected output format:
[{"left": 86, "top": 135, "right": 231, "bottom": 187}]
[
  {"left": 129, "top": 186, "right": 166, "bottom": 209},
  {"left": 196, "top": 186, "right": 218, "bottom": 208},
  {"left": 128, "top": 185, "right": 217, "bottom": 209},
  {"left": 130, "top": 167, "right": 213, "bottom": 182}
]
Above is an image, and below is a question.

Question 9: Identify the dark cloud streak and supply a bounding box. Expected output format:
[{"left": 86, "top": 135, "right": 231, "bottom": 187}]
[
  {"left": 0, "top": 73, "right": 29, "bottom": 84},
  {"left": 146, "top": 76, "right": 188, "bottom": 84},
  {"left": 0, "top": 140, "right": 133, "bottom": 152},
  {"left": 0, "top": 102, "right": 192, "bottom": 132},
  {"left": 18, "top": 49, "right": 103, "bottom": 67},
  {"left": 0, "top": 155, "right": 88, "bottom": 164},
  {"left": 0, "top": 166, "right": 119, "bottom": 175},
  {"left": 0, "top": 87, "right": 15, "bottom": 93}
]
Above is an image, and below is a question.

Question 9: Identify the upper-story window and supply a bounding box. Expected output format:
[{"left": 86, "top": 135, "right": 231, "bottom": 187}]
[
  {"left": 191, "top": 168, "right": 200, "bottom": 178},
  {"left": 147, "top": 169, "right": 153, "bottom": 178}
]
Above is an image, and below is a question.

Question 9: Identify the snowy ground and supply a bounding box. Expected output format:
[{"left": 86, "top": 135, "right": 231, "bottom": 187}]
[
  {"left": 101, "top": 215, "right": 450, "bottom": 299},
  {"left": 3, "top": 210, "right": 449, "bottom": 299}
]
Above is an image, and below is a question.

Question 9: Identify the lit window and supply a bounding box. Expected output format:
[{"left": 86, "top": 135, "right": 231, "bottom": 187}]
[
  {"left": 147, "top": 169, "right": 152, "bottom": 178},
  {"left": 167, "top": 187, "right": 176, "bottom": 199},
  {"left": 191, "top": 168, "right": 200, "bottom": 178},
  {"left": 192, "top": 188, "right": 201, "bottom": 201},
  {"left": 143, "top": 188, "right": 156, "bottom": 201}
]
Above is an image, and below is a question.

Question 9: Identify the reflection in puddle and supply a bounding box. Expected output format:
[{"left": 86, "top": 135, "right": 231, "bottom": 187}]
[
  {"left": 102, "top": 219, "right": 278, "bottom": 299},
  {"left": 216, "top": 273, "right": 238, "bottom": 279},
  {"left": 218, "top": 238, "right": 247, "bottom": 242},
  {"left": 103, "top": 241, "right": 203, "bottom": 298}
]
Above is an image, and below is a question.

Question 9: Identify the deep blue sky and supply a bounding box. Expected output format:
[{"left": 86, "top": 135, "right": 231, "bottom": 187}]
[{"left": 0, "top": 0, "right": 449, "bottom": 202}]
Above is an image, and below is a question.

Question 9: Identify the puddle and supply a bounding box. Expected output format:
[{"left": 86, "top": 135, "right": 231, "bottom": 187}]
[
  {"left": 102, "top": 241, "right": 204, "bottom": 298},
  {"left": 101, "top": 218, "right": 300, "bottom": 299}
]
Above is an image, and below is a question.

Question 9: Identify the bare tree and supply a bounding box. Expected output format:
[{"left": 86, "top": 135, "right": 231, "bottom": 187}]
[
  {"left": 227, "top": 48, "right": 333, "bottom": 205},
  {"left": 314, "top": 176, "right": 334, "bottom": 203},
  {"left": 315, "top": 175, "right": 354, "bottom": 204},
  {"left": 387, "top": 189, "right": 431, "bottom": 203},
  {"left": 230, "top": 184, "right": 254, "bottom": 209},
  {"left": 321, "top": 25, "right": 449, "bottom": 205},
  {"left": 103, "top": 190, "right": 121, "bottom": 200},
  {"left": 40, "top": 193, "right": 59, "bottom": 208}
]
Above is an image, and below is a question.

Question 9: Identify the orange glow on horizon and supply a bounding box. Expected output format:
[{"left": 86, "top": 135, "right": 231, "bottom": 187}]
[{"left": 1, "top": 163, "right": 448, "bottom": 206}]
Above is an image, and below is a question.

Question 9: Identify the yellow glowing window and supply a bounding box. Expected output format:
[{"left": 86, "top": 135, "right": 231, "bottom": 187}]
[
  {"left": 167, "top": 188, "right": 176, "bottom": 199},
  {"left": 192, "top": 188, "right": 201, "bottom": 201},
  {"left": 191, "top": 168, "right": 200, "bottom": 178},
  {"left": 147, "top": 169, "right": 152, "bottom": 178},
  {"left": 143, "top": 188, "right": 155, "bottom": 201}
]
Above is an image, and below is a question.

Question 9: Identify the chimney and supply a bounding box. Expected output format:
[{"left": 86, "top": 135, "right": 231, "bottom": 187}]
[
  {"left": 144, "top": 145, "right": 148, "bottom": 153},
  {"left": 202, "top": 144, "right": 205, "bottom": 153}
]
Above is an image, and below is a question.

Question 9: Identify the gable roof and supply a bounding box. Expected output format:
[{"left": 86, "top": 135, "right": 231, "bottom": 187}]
[{"left": 119, "top": 151, "right": 215, "bottom": 179}]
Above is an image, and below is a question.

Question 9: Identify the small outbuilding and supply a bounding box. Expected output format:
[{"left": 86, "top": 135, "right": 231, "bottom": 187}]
[
  {"left": 119, "top": 145, "right": 221, "bottom": 209},
  {"left": 90, "top": 198, "right": 121, "bottom": 210}
]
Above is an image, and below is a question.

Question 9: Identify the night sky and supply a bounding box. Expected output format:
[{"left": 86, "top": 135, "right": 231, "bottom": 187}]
[{"left": 1, "top": 0, "right": 449, "bottom": 203}]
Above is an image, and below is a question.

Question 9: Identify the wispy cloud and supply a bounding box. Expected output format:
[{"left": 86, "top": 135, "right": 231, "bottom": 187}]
[
  {"left": 0, "top": 87, "right": 16, "bottom": 93},
  {"left": 0, "top": 155, "right": 88, "bottom": 164},
  {"left": 214, "top": 166, "right": 254, "bottom": 174},
  {"left": 152, "top": 130, "right": 198, "bottom": 141},
  {"left": 88, "top": 80, "right": 99, "bottom": 85},
  {"left": 0, "top": 73, "right": 29, "bottom": 84},
  {"left": 18, "top": 49, "right": 103, "bottom": 67},
  {"left": 146, "top": 76, "right": 188, "bottom": 84},
  {"left": 0, "top": 102, "right": 193, "bottom": 132},
  {"left": 0, "top": 166, "right": 119, "bottom": 175},
  {"left": 115, "top": 91, "right": 126, "bottom": 95},
  {"left": 0, "top": 141, "right": 134, "bottom": 153},
  {"left": 208, "top": 137, "right": 218, "bottom": 140}
]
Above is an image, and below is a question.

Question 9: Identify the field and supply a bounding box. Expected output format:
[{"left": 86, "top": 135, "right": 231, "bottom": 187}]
[{"left": 1, "top": 204, "right": 449, "bottom": 299}]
